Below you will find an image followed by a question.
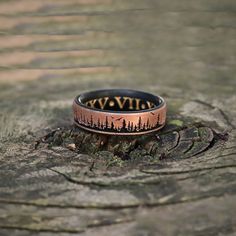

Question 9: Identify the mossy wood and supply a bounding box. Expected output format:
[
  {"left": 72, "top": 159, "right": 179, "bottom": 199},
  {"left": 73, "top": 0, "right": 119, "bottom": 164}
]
[{"left": 0, "top": 0, "right": 236, "bottom": 235}]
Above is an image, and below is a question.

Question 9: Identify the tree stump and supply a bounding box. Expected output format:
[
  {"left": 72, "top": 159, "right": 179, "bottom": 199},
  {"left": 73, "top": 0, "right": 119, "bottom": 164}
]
[{"left": 0, "top": 0, "right": 236, "bottom": 235}]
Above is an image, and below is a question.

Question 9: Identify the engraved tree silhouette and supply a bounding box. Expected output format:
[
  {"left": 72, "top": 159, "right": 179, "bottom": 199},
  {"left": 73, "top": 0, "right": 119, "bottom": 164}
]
[
  {"left": 127, "top": 121, "right": 131, "bottom": 131},
  {"left": 146, "top": 118, "right": 150, "bottom": 129},
  {"left": 97, "top": 118, "right": 101, "bottom": 128},
  {"left": 143, "top": 123, "right": 146, "bottom": 130},
  {"left": 121, "top": 119, "right": 126, "bottom": 131},
  {"left": 105, "top": 116, "right": 109, "bottom": 129},
  {"left": 90, "top": 115, "right": 93, "bottom": 127},
  {"left": 156, "top": 114, "right": 160, "bottom": 126},
  {"left": 85, "top": 117, "right": 88, "bottom": 125},
  {"left": 111, "top": 121, "right": 114, "bottom": 130},
  {"left": 130, "top": 122, "right": 134, "bottom": 131},
  {"left": 138, "top": 117, "right": 142, "bottom": 130}
]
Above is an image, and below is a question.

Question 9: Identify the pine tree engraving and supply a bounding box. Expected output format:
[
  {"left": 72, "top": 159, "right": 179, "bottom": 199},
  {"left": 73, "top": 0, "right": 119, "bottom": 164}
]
[
  {"left": 97, "top": 118, "right": 100, "bottom": 128},
  {"left": 156, "top": 114, "right": 160, "bottom": 126},
  {"left": 127, "top": 121, "right": 131, "bottom": 131},
  {"left": 90, "top": 115, "right": 93, "bottom": 127},
  {"left": 138, "top": 117, "right": 142, "bottom": 130},
  {"left": 77, "top": 111, "right": 162, "bottom": 133},
  {"left": 143, "top": 123, "right": 146, "bottom": 130},
  {"left": 146, "top": 118, "right": 150, "bottom": 129},
  {"left": 130, "top": 122, "right": 134, "bottom": 131},
  {"left": 105, "top": 116, "right": 109, "bottom": 129},
  {"left": 111, "top": 121, "right": 114, "bottom": 130},
  {"left": 121, "top": 119, "right": 126, "bottom": 131}
]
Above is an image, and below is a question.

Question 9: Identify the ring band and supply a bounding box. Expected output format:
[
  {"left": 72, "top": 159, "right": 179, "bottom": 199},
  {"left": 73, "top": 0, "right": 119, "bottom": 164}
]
[{"left": 73, "top": 89, "right": 167, "bottom": 135}]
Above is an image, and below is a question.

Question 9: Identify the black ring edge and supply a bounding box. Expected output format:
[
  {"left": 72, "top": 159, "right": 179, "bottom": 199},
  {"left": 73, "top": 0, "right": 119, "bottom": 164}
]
[{"left": 74, "top": 89, "right": 166, "bottom": 114}]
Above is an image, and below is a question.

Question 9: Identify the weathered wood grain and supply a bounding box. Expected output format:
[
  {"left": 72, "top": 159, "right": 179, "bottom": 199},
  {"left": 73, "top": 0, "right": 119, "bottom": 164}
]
[{"left": 0, "top": 0, "right": 236, "bottom": 235}]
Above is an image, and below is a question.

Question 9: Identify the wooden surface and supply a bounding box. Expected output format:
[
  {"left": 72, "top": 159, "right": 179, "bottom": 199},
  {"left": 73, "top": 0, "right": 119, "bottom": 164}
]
[{"left": 0, "top": 0, "right": 236, "bottom": 235}]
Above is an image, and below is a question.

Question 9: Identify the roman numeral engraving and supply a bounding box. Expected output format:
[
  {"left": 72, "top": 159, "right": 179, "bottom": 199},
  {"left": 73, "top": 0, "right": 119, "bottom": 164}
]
[
  {"left": 146, "top": 101, "right": 155, "bottom": 109},
  {"left": 114, "top": 96, "right": 132, "bottom": 109},
  {"left": 126, "top": 97, "right": 134, "bottom": 109},
  {"left": 97, "top": 97, "right": 109, "bottom": 109},
  {"left": 86, "top": 97, "right": 109, "bottom": 109},
  {"left": 86, "top": 97, "right": 155, "bottom": 111},
  {"left": 86, "top": 99, "right": 97, "bottom": 108},
  {"left": 135, "top": 98, "right": 141, "bottom": 110}
]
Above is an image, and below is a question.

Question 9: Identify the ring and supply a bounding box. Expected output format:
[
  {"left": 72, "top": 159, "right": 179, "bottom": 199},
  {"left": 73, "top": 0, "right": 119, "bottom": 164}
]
[{"left": 73, "top": 89, "right": 167, "bottom": 135}]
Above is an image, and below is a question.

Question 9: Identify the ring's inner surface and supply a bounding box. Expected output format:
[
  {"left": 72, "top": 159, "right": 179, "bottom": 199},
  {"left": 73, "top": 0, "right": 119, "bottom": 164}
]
[{"left": 79, "top": 90, "right": 162, "bottom": 111}]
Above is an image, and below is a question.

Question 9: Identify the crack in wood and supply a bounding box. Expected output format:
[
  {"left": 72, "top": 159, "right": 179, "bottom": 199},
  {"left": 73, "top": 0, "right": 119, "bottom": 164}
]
[
  {"left": 87, "top": 217, "right": 134, "bottom": 228},
  {"left": 0, "top": 191, "right": 230, "bottom": 210},
  {"left": 48, "top": 163, "right": 236, "bottom": 189},
  {"left": 0, "top": 225, "right": 84, "bottom": 234},
  {"left": 166, "top": 131, "right": 180, "bottom": 152},
  {"left": 0, "top": 217, "right": 134, "bottom": 234},
  {"left": 192, "top": 99, "right": 235, "bottom": 129},
  {"left": 140, "top": 164, "right": 236, "bottom": 175}
]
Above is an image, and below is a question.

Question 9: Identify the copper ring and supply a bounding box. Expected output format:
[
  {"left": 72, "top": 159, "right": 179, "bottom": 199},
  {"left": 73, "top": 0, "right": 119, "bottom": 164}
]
[{"left": 73, "top": 89, "right": 167, "bottom": 135}]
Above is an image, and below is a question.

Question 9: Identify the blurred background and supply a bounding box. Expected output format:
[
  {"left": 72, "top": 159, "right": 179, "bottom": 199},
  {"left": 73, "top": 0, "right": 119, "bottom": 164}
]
[{"left": 0, "top": 0, "right": 235, "bottom": 133}]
